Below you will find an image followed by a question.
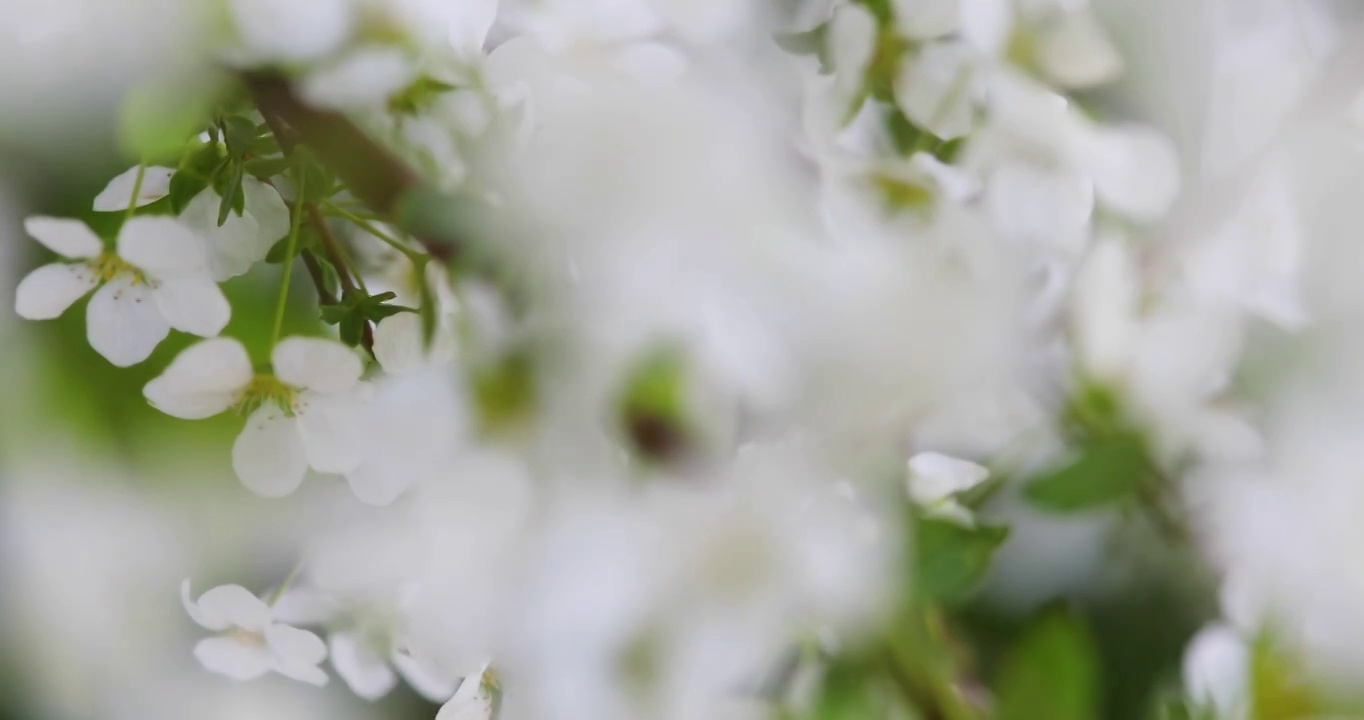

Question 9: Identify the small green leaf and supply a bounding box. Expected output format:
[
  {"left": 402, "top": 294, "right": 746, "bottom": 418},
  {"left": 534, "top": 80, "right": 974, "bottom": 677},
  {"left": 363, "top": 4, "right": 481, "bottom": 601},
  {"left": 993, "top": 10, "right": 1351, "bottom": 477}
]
[
  {"left": 222, "top": 115, "right": 258, "bottom": 159},
  {"left": 1023, "top": 435, "right": 1148, "bottom": 513},
  {"left": 995, "top": 611, "right": 1100, "bottom": 720},
  {"left": 913, "top": 519, "right": 1008, "bottom": 603},
  {"left": 339, "top": 313, "right": 365, "bottom": 347},
  {"left": 168, "top": 172, "right": 209, "bottom": 215},
  {"left": 417, "top": 260, "right": 438, "bottom": 349},
  {"left": 244, "top": 157, "right": 291, "bottom": 181},
  {"left": 307, "top": 250, "right": 342, "bottom": 298},
  {"left": 216, "top": 164, "right": 245, "bottom": 226},
  {"left": 389, "top": 76, "right": 458, "bottom": 116},
  {"left": 319, "top": 304, "right": 349, "bottom": 325},
  {"left": 264, "top": 237, "right": 292, "bottom": 264}
]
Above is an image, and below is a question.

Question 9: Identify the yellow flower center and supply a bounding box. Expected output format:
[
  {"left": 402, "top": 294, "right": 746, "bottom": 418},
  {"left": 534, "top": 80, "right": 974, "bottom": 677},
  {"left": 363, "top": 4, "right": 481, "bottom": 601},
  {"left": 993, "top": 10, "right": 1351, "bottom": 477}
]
[
  {"left": 236, "top": 374, "right": 300, "bottom": 417},
  {"left": 89, "top": 252, "right": 149, "bottom": 285}
]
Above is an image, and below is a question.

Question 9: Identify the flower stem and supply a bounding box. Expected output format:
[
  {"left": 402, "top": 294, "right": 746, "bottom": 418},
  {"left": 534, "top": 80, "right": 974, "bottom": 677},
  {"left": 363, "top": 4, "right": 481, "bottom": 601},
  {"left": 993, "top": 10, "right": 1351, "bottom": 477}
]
[
  {"left": 267, "top": 555, "right": 307, "bottom": 606},
  {"left": 124, "top": 163, "right": 147, "bottom": 223},
  {"left": 324, "top": 200, "right": 427, "bottom": 266},
  {"left": 271, "top": 178, "right": 308, "bottom": 349}
]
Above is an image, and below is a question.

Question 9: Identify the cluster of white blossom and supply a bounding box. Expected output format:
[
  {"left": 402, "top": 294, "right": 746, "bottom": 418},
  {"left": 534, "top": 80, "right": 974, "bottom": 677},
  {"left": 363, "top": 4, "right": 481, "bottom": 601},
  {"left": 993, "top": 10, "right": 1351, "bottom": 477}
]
[{"left": 14, "top": 0, "right": 1364, "bottom": 718}]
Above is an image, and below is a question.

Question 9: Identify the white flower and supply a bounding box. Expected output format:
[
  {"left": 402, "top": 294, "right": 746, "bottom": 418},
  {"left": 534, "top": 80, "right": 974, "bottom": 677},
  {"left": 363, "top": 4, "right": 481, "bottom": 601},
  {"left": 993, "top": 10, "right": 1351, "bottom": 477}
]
[
  {"left": 225, "top": 0, "right": 354, "bottom": 65},
  {"left": 1182, "top": 623, "right": 1250, "bottom": 719},
  {"left": 92, "top": 165, "right": 174, "bottom": 211},
  {"left": 1069, "top": 235, "right": 1140, "bottom": 383},
  {"left": 272, "top": 584, "right": 460, "bottom": 702},
  {"left": 181, "top": 580, "right": 329, "bottom": 686},
  {"left": 14, "top": 216, "right": 229, "bottom": 367},
  {"left": 299, "top": 46, "right": 416, "bottom": 111},
  {"left": 907, "top": 451, "right": 990, "bottom": 525},
  {"left": 436, "top": 663, "right": 496, "bottom": 720},
  {"left": 143, "top": 337, "right": 369, "bottom": 497},
  {"left": 893, "top": 0, "right": 961, "bottom": 40},
  {"left": 895, "top": 40, "right": 979, "bottom": 141},
  {"left": 179, "top": 177, "right": 292, "bottom": 281},
  {"left": 1032, "top": 9, "right": 1123, "bottom": 90}
]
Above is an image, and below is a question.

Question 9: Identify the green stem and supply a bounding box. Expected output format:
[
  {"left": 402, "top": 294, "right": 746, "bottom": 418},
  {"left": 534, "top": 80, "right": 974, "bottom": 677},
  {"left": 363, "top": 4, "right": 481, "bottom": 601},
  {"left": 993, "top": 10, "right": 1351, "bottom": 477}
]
[
  {"left": 124, "top": 163, "right": 147, "bottom": 222},
  {"left": 271, "top": 179, "right": 308, "bottom": 348},
  {"left": 267, "top": 556, "right": 307, "bottom": 606},
  {"left": 324, "top": 200, "right": 426, "bottom": 265}
]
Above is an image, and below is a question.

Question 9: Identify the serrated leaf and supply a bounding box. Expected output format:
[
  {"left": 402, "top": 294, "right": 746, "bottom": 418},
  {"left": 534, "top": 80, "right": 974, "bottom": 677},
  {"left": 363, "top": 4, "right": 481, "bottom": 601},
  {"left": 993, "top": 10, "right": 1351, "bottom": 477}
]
[
  {"left": 995, "top": 612, "right": 1100, "bottom": 720},
  {"left": 1023, "top": 435, "right": 1148, "bottom": 513},
  {"left": 913, "top": 520, "right": 1008, "bottom": 603}
]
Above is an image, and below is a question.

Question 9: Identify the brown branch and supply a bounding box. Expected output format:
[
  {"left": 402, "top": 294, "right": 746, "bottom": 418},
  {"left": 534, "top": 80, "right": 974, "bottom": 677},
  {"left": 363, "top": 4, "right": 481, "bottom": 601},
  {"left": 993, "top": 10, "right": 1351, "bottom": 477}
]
[{"left": 245, "top": 72, "right": 457, "bottom": 263}]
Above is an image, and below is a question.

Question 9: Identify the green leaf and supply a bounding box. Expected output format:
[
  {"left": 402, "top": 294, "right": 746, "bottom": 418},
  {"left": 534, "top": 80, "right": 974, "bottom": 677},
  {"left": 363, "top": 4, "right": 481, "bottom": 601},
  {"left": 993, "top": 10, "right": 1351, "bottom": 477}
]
[
  {"left": 913, "top": 520, "right": 1008, "bottom": 603},
  {"left": 389, "top": 76, "right": 458, "bottom": 116},
  {"left": 216, "top": 163, "right": 245, "bottom": 226},
  {"left": 168, "top": 171, "right": 209, "bottom": 215},
  {"left": 244, "top": 157, "right": 291, "bottom": 181},
  {"left": 264, "top": 237, "right": 292, "bottom": 264},
  {"left": 1023, "top": 435, "right": 1148, "bottom": 513},
  {"left": 417, "top": 259, "right": 438, "bottom": 349},
  {"left": 307, "top": 250, "right": 341, "bottom": 298},
  {"left": 222, "top": 115, "right": 258, "bottom": 159},
  {"left": 812, "top": 659, "right": 882, "bottom": 720},
  {"left": 339, "top": 313, "right": 365, "bottom": 347},
  {"left": 995, "top": 611, "right": 1100, "bottom": 720}
]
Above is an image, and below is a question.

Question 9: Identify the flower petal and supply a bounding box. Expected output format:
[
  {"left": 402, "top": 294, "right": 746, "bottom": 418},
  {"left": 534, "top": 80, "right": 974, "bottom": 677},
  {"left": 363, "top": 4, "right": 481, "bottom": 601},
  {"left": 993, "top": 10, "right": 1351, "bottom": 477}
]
[
  {"left": 330, "top": 630, "right": 398, "bottom": 701},
  {"left": 181, "top": 579, "right": 231, "bottom": 632},
  {"left": 86, "top": 274, "right": 170, "bottom": 367},
  {"left": 118, "top": 216, "right": 208, "bottom": 276},
  {"left": 144, "top": 338, "right": 253, "bottom": 419},
  {"left": 297, "top": 391, "right": 366, "bottom": 475},
  {"left": 154, "top": 275, "right": 231, "bottom": 337},
  {"left": 1037, "top": 10, "right": 1124, "bottom": 90},
  {"left": 194, "top": 636, "right": 274, "bottom": 682},
  {"left": 1081, "top": 125, "right": 1181, "bottom": 222},
  {"left": 14, "top": 262, "right": 98, "bottom": 320},
  {"left": 393, "top": 651, "right": 459, "bottom": 703},
  {"left": 373, "top": 312, "right": 455, "bottom": 375},
  {"left": 192, "top": 584, "right": 273, "bottom": 632},
  {"left": 265, "top": 623, "right": 328, "bottom": 669},
  {"left": 92, "top": 165, "right": 174, "bottom": 212},
  {"left": 23, "top": 217, "right": 102, "bottom": 259},
  {"left": 907, "top": 452, "right": 989, "bottom": 506},
  {"left": 270, "top": 588, "right": 343, "bottom": 626},
  {"left": 438, "top": 664, "right": 494, "bottom": 720},
  {"left": 273, "top": 337, "right": 363, "bottom": 392},
  {"left": 182, "top": 179, "right": 291, "bottom": 281},
  {"left": 894, "top": 41, "right": 976, "bottom": 141},
  {"left": 232, "top": 405, "right": 308, "bottom": 498}
]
